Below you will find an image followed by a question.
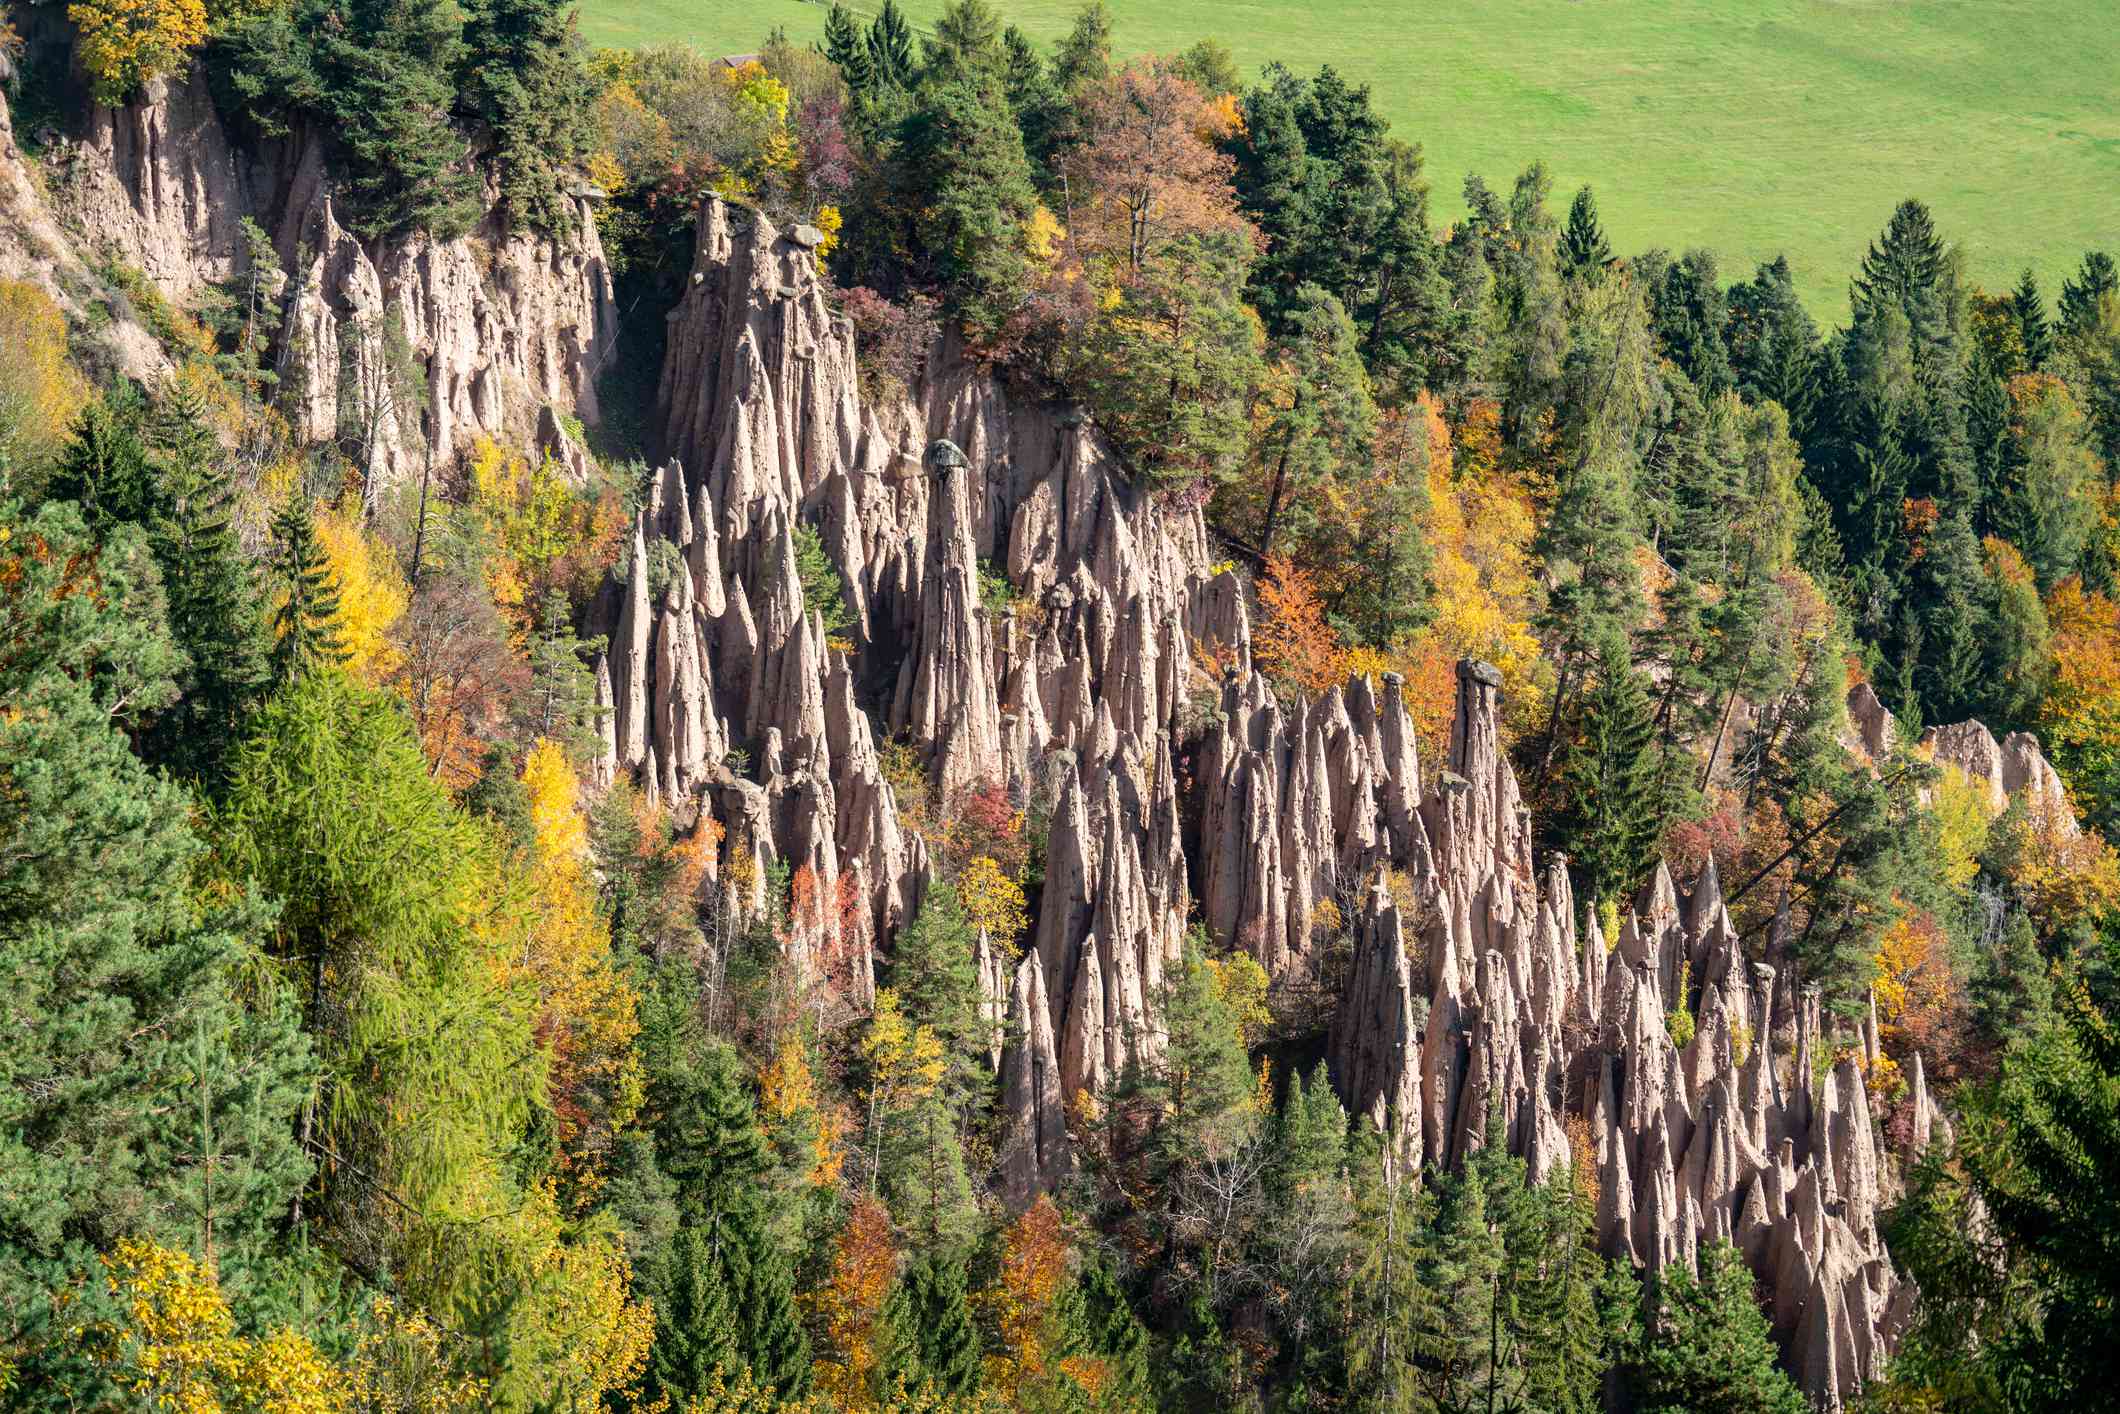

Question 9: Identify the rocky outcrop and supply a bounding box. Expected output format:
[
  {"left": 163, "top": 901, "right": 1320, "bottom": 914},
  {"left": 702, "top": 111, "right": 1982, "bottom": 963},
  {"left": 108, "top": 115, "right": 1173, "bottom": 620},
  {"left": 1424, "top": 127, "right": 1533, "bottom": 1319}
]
[
  {"left": 0, "top": 87, "right": 166, "bottom": 378},
  {"left": 1868, "top": 693, "right": 2082, "bottom": 834},
  {"left": 607, "top": 195, "right": 1935, "bottom": 1409},
  {"left": 30, "top": 69, "right": 615, "bottom": 487}
]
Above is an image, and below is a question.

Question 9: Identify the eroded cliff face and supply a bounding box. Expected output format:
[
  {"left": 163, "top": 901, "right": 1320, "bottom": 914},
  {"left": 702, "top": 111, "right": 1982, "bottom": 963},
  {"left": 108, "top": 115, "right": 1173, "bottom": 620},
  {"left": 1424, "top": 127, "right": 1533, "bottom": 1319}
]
[
  {"left": 25, "top": 70, "right": 614, "bottom": 485},
  {"left": 594, "top": 196, "right": 2089, "bottom": 1408}
]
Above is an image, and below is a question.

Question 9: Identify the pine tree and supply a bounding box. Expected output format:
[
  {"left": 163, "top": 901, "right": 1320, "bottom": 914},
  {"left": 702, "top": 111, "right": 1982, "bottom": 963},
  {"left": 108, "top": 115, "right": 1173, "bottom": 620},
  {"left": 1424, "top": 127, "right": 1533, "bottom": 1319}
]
[
  {"left": 1555, "top": 629, "right": 1660, "bottom": 908},
  {"left": 1726, "top": 256, "right": 1820, "bottom": 418},
  {"left": 889, "top": 881, "right": 986, "bottom": 1108},
  {"left": 1886, "top": 931, "right": 2120, "bottom": 1410},
  {"left": 2014, "top": 268, "right": 2054, "bottom": 368},
  {"left": 1629, "top": 1241, "right": 1807, "bottom": 1414},
  {"left": 1559, "top": 184, "right": 1613, "bottom": 284},
  {"left": 2058, "top": 250, "right": 2117, "bottom": 338},
  {"left": 217, "top": 669, "right": 543, "bottom": 1294},
  {"left": 267, "top": 491, "right": 347, "bottom": 686}
]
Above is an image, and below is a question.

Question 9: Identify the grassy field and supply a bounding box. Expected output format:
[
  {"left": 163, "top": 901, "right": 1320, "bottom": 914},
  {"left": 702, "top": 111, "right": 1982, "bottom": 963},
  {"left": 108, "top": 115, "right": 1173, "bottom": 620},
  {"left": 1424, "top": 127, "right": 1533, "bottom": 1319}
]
[{"left": 575, "top": 0, "right": 2120, "bottom": 320}]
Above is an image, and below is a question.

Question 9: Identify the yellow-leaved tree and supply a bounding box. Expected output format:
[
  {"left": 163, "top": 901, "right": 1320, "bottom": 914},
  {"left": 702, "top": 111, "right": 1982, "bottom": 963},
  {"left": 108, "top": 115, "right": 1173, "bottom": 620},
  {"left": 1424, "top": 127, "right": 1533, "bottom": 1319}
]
[
  {"left": 314, "top": 503, "right": 409, "bottom": 685},
  {"left": 0, "top": 280, "right": 89, "bottom": 476},
  {"left": 519, "top": 738, "right": 643, "bottom": 1181},
  {"left": 959, "top": 854, "right": 1029, "bottom": 951},
  {"left": 69, "top": 0, "right": 205, "bottom": 105},
  {"left": 76, "top": 1238, "right": 360, "bottom": 1411}
]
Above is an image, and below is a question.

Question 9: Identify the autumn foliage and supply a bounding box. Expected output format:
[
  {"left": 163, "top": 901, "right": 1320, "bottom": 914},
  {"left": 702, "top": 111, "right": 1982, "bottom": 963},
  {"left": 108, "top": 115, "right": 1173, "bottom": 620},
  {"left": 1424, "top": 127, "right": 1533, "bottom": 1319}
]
[{"left": 1252, "top": 554, "right": 1347, "bottom": 698}]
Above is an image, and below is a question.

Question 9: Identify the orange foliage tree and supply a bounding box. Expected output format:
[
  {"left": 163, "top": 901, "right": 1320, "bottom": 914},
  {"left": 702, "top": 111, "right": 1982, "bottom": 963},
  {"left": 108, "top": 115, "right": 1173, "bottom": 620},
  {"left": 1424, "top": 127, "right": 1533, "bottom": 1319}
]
[
  {"left": 1058, "top": 59, "right": 1247, "bottom": 283},
  {"left": 1870, "top": 904, "right": 1961, "bottom": 1071},
  {"left": 1252, "top": 553, "right": 1347, "bottom": 699},
  {"left": 808, "top": 1198, "right": 898, "bottom": 1410},
  {"left": 981, "top": 1196, "right": 1108, "bottom": 1403}
]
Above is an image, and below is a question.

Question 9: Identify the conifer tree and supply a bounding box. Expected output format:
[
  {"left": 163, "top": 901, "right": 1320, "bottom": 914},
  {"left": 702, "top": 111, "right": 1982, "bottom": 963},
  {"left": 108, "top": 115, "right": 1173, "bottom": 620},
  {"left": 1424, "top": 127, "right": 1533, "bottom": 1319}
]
[
  {"left": 1, "top": 499, "right": 307, "bottom": 1351},
  {"left": 1555, "top": 629, "right": 1660, "bottom": 908},
  {"left": 823, "top": 2, "right": 871, "bottom": 91},
  {"left": 884, "top": 62, "right": 1040, "bottom": 339},
  {"left": 1049, "top": 0, "right": 1114, "bottom": 91},
  {"left": 889, "top": 881, "right": 986, "bottom": 1109},
  {"left": 1560, "top": 184, "right": 1613, "bottom": 284},
  {"left": 881, "top": 1251, "right": 983, "bottom": 1399},
  {"left": 2014, "top": 268, "right": 2054, "bottom": 368},
  {"left": 267, "top": 490, "right": 347, "bottom": 686},
  {"left": 661, "top": 1044, "right": 772, "bottom": 1226},
  {"left": 644, "top": 1223, "right": 738, "bottom": 1404},
  {"left": 143, "top": 386, "right": 270, "bottom": 786},
  {"left": 1852, "top": 199, "right": 1955, "bottom": 360},
  {"left": 722, "top": 1198, "right": 813, "bottom": 1397},
  {"left": 1725, "top": 256, "right": 1820, "bottom": 418},
  {"left": 45, "top": 394, "right": 156, "bottom": 529},
  {"left": 1629, "top": 1241, "right": 1806, "bottom": 1414},
  {"left": 455, "top": 0, "right": 590, "bottom": 232},
  {"left": 865, "top": 0, "right": 915, "bottom": 91},
  {"left": 2058, "top": 250, "right": 2117, "bottom": 338},
  {"left": 1056, "top": 1259, "right": 1152, "bottom": 1406}
]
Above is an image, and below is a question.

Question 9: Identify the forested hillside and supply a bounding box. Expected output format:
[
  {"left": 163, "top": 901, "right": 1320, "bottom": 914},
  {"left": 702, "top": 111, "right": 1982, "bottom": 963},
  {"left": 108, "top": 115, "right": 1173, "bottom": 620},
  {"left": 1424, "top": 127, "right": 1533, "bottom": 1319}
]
[{"left": 2, "top": 1, "right": 2119, "bottom": 1410}]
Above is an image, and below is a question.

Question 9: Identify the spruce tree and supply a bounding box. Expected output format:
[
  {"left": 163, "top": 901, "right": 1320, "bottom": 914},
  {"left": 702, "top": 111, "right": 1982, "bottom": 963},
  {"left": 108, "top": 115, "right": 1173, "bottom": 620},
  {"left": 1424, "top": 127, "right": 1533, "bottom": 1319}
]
[
  {"left": 2014, "top": 268, "right": 2054, "bottom": 368},
  {"left": 660, "top": 1044, "right": 772, "bottom": 1226},
  {"left": 2058, "top": 250, "right": 2117, "bottom": 338},
  {"left": 1629, "top": 1241, "right": 1806, "bottom": 1414},
  {"left": 644, "top": 1224, "right": 738, "bottom": 1405},
  {"left": 922, "top": 0, "right": 1004, "bottom": 80},
  {"left": 1852, "top": 199, "right": 1953, "bottom": 357},
  {"left": 722, "top": 1199, "right": 812, "bottom": 1397},
  {"left": 267, "top": 491, "right": 348, "bottom": 687},
  {"left": 823, "top": 2, "right": 872, "bottom": 92},
  {"left": 885, "top": 64, "right": 1040, "bottom": 339},
  {"left": 1559, "top": 184, "right": 1613, "bottom": 284},
  {"left": 44, "top": 394, "right": 156, "bottom": 529},
  {"left": 1056, "top": 1259, "right": 1152, "bottom": 1405},
  {"left": 0, "top": 499, "right": 308, "bottom": 1353},
  {"left": 225, "top": 0, "right": 482, "bottom": 240},
  {"left": 455, "top": 0, "right": 592, "bottom": 233},
  {"left": 889, "top": 881, "right": 986, "bottom": 1108},
  {"left": 1048, "top": 0, "right": 1114, "bottom": 91},
  {"left": 144, "top": 387, "right": 270, "bottom": 786},
  {"left": 865, "top": 0, "right": 915, "bottom": 91},
  {"left": 1555, "top": 629, "right": 1660, "bottom": 908},
  {"left": 882, "top": 1251, "right": 983, "bottom": 1399}
]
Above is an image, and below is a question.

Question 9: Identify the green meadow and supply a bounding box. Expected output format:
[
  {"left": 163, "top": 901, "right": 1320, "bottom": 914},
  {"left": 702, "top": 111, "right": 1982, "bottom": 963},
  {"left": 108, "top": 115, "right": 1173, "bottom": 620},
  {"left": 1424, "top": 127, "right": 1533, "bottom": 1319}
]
[{"left": 575, "top": 0, "right": 2119, "bottom": 319}]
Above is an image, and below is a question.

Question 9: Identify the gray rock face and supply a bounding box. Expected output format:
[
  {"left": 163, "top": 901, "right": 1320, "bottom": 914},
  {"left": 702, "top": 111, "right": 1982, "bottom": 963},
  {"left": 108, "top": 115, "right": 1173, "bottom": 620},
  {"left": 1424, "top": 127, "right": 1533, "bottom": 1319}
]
[{"left": 604, "top": 196, "right": 1933, "bottom": 1409}]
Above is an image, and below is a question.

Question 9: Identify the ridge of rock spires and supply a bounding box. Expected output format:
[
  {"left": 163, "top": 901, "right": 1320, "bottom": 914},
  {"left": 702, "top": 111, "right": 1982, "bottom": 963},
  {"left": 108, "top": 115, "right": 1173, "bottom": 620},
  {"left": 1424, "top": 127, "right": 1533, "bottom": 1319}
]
[
  {"left": 14, "top": 71, "right": 615, "bottom": 488},
  {"left": 607, "top": 194, "right": 1930, "bottom": 1409}
]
